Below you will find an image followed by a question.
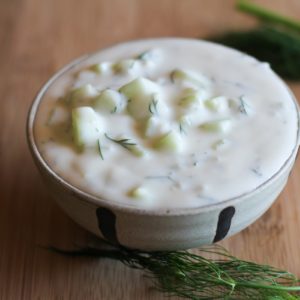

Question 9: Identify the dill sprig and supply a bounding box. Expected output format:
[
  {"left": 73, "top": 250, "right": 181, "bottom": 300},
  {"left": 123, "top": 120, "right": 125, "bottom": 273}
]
[
  {"left": 50, "top": 244, "right": 300, "bottom": 299},
  {"left": 105, "top": 133, "right": 137, "bottom": 150},
  {"left": 210, "top": 26, "right": 300, "bottom": 80},
  {"left": 104, "top": 133, "right": 145, "bottom": 157}
]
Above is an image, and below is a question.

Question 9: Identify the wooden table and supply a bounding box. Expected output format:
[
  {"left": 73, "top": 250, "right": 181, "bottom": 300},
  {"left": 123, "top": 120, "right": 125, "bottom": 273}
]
[{"left": 1, "top": 0, "right": 300, "bottom": 298}]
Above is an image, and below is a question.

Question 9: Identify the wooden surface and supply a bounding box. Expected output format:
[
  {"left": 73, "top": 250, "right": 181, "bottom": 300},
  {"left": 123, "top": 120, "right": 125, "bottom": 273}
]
[{"left": 1, "top": 0, "right": 300, "bottom": 299}]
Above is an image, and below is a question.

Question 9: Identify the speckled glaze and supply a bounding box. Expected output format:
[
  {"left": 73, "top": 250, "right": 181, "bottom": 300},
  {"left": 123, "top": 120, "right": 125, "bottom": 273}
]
[{"left": 27, "top": 42, "right": 300, "bottom": 251}]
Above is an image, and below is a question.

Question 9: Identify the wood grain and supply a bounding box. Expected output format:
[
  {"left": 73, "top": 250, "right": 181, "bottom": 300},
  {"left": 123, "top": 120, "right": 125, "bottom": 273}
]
[{"left": 1, "top": 0, "right": 300, "bottom": 299}]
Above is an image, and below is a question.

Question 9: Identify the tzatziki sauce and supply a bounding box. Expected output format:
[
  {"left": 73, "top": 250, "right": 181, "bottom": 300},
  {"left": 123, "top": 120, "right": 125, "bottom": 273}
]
[{"left": 34, "top": 38, "right": 299, "bottom": 209}]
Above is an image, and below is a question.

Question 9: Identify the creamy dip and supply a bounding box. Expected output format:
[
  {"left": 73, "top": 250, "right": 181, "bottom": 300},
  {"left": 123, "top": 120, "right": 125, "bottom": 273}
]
[{"left": 34, "top": 38, "right": 299, "bottom": 209}]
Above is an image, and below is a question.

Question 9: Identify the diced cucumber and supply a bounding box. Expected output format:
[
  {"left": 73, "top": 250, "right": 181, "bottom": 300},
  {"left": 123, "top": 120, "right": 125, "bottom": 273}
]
[
  {"left": 119, "top": 77, "right": 159, "bottom": 99},
  {"left": 113, "top": 59, "right": 135, "bottom": 73},
  {"left": 153, "top": 131, "right": 182, "bottom": 153},
  {"left": 71, "top": 107, "right": 103, "bottom": 150},
  {"left": 143, "top": 116, "right": 169, "bottom": 138},
  {"left": 94, "top": 89, "right": 124, "bottom": 114},
  {"left": 170, "top": 69, "right": 208, "bottom": 88},
  {"left": 90, "top": 62, "right": 110, "bottom": 74},
  {"left": 119, "top": 78, "right": 160, "bottom": 119},
  {"left": 205, "top": 96, "right": 228, "bottom": 112},
  {"left": 179, "top": 94, "right": 200, "bottom": 108},
  {"left": 128, "top": 186, "right": 150, "bottom": 199},
  {"left": 200, "top": 119, "right": 232, "bottom": 133},
  {"left": 182, "top": 87, "right": 198, "bottom": 97},
  {"left": 67, "top": 84, "right": 99, "bottom": 106}
]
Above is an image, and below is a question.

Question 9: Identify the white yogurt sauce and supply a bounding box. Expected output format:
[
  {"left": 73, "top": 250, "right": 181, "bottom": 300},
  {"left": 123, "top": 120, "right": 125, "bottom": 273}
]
[{"left": 34, "top": 38, "right": 299, "bottom": 209}]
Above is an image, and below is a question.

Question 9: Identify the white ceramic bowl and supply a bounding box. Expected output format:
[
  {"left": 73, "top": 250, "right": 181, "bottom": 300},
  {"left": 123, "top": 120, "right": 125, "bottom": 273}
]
[{"left": 27, "top": 42, "right": 300, "bottom": 251}]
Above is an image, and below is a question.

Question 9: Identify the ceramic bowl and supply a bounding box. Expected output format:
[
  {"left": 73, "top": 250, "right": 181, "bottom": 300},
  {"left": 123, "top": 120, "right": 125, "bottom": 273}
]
[{"left": 27, "top": 45, "right": 300, "bottom": 251}]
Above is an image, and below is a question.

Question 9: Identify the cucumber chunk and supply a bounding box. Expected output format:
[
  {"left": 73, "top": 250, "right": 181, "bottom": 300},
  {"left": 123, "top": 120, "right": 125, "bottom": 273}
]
[
  {"left": 179, "top": 92, "right": 201, "bottom": 108},
  {"left": 153, "top": 131, "right": 182, "bottom": 153},
  {"left": 119, "top": 78, "right": 160, "bottom": 119},
  {"left": 170, "top": 69, "right": 209, "bottom": 88},
  {"left": 72, "top": 107, "right": 103, "bottom": 150},
  {"left": 68, "top": 84, "right": 99, "bottom": 106},
  {"left": 113, "top": 59, "right": 135, "bottom": 73},
  {"left": 205, "top": 96, "right": 228, "bottom": 112},
  {"left": 200, "top": 119, "right": 232, "bottom": 133},
  {"left": 178, "top": 115, "right": 191, "bottom": 134},
  {"left": 143, "top": 116, "right": 170, "bottom": 138},
  {"left": 90, "top": 62, "right": 110, "bottom": 74},
  {"left": 94, "top": 89, "right": 124, "bottom": 114},
  {"left": 128, "top": 186, "right": 150, "bottom": 199},
  {"left": 119, "top": 77, "right": 159, "bottom": 99}
]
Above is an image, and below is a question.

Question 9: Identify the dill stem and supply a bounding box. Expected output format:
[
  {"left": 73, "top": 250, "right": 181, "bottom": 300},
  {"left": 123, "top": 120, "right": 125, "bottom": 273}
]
[
  {"left": 236, "top": 281, "right": 300, "bottom": 292},
  {"left": 237, "top": 0, "right": 300, "bottom": 32}
]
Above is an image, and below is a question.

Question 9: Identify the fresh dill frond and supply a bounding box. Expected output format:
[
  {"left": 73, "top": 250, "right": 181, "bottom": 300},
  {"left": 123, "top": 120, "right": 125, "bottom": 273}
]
[
  {"left": 209, "top": 26, "right": 300, "bottom": 80},
  {"left": 105, "top": 133, "right": 136, "bottom": 150},
  {"left": 207, "top": 1, "right": 300, "bottom": 80},
  {"left": 50, "top": 244, "right": 300, "bottom": 299},
  {"left": 237, "top": 0, "right": 300, "bottom": 32},
  {"left": 105, "top": 133, "right": 144, "bottom": 157}
]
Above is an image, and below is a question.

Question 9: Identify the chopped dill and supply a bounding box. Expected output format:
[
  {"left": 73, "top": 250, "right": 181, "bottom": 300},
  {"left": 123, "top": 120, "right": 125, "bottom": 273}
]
[
  {"left": 251, "top": 166, "right": 263, "bottom": 177},
  {"left": 111, "top": 106, "right": 118, "bottom": 114},
  {"left": 179, "top": 122, "right": 187, "bottom": 135},
  {"left": 148, "top": 95, "right": 159, "bottom": 115},
  {"left": 97, "top": 139, "right": 104, "bottom": 160},
  {"left": 105, "top": 133, "right": 136, "bottom": 151},
  {"left": 239, "top": 95, "right": 250, "bottom": 115},
  {"left": 136, "top": 50, "right": 152, "bottom": 61}
]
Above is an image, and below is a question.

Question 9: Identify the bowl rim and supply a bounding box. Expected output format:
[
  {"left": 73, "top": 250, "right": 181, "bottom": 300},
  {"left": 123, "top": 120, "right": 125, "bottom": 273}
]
[{"left": 27, "top": 37, "right": 300, "bottom": 216}]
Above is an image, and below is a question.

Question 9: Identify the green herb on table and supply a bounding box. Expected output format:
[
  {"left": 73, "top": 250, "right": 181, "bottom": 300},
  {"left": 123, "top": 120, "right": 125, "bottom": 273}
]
[
  {"left": 50, "top": 244, "right": 300, "bottom": 299},
  {"left": 237, "top": 0, "right": 300, "bottom": 31},
  {"left": 208, "top": 0, "right": 300, "bottom": 80}
]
